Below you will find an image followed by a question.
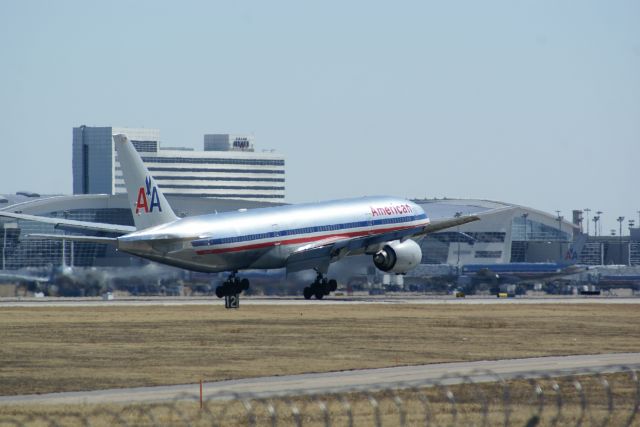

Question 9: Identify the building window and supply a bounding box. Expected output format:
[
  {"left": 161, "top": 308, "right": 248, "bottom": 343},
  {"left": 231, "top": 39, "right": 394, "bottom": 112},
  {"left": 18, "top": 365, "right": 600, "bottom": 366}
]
[
  {"left": 147, "top": 167, "right": 285, "bottom": 174},
  {"left": 132, "top": 140, "right": 159, "bottom": 153},
  {"left": 512, "top": 217, "right": 571, "bottom": 241},
  {"left": 510, "top": 241, "right": 525, "bottom": 262},
  {"left": 141, "top": 156, "right": 285, "bottom": 166},
  {"left": 475, "top": 250, "right": 502, "bottom": 258}
]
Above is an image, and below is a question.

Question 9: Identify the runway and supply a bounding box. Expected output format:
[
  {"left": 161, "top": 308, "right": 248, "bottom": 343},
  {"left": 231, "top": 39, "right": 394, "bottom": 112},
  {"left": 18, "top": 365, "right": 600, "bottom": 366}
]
[
  {"left": 1, "top": 353, "right": 638, "bottom": 405},
  {"left": 1, "top": 296, "right": 639, "bottom": 308}
]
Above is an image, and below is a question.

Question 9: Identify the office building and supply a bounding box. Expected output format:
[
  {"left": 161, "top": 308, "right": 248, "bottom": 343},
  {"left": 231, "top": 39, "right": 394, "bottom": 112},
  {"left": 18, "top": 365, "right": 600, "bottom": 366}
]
[{"left": 73, "top": 126, "right": 285, "bottom": 201}]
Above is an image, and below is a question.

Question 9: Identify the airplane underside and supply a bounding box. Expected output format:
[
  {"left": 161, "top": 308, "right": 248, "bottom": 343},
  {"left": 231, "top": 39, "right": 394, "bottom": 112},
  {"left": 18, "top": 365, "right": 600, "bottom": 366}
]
[
  {"left": 120, "top": 244, "right": 341, "bottom": 300},
  {"left": 119, "top": 246, "right": 285, "bottom": 273}
]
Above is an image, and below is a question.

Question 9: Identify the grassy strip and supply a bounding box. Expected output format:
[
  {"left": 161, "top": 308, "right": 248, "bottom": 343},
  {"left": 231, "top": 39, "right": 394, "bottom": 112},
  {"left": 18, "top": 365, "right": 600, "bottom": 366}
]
[{"left": 0, "top": 303, "right": 639, "bottom": 395}]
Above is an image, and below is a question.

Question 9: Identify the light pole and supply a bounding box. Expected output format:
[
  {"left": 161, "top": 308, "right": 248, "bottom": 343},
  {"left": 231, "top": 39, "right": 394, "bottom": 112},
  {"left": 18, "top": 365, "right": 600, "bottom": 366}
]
[
  {"left": 2, "top": 226, "right": 6, "bottom": 271},
  {"left": 454, "top": 211, "right": 462, "bottom": 267},
  {"left": 584, "top": 208, "right": 591, "bottom": 235},
  {"left": 596, "top": 211, "right": 603, "bottom": 236},
  {"left": 522, "top": 212, "right": 529, "bottom": 262},
  {"left": 617, "top": 216, "right": 625, "bottom": 264},
  {"left": 556, "top": 211, "right": 563, "bottom": 261},
  {"left": 630, "top": 219, "right": 636, "bottom": 266}
]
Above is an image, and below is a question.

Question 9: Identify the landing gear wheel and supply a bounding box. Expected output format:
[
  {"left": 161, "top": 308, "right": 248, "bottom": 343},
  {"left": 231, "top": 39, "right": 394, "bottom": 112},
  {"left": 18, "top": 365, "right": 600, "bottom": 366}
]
[
  {"left": 322, "top": 281, "right": 331, "bottom": 296},
  {"left": 215, "top": 286, "right": 224, "bottom": 298},
  {"left": 303, "top": 272, "right": 338, "bottom": 301},
  {"left": 303, "top": 286, "right": 313, "bottom": 300},
  {"left": 217, "top": 272, "right": 251, "bottom": 298}
]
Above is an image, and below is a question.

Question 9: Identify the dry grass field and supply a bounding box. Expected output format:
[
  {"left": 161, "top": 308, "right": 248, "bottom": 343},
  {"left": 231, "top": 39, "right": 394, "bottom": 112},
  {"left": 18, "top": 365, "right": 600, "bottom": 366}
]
[{"left": 0, "top": 303, "right": 639, "bottom": 396}]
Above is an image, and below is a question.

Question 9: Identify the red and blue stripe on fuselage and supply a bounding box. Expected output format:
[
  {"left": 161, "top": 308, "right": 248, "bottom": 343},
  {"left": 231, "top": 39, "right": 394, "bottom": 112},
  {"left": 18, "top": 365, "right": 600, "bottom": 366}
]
[{"left": 191, "top": 211, "right": 429, "bottom": 256}]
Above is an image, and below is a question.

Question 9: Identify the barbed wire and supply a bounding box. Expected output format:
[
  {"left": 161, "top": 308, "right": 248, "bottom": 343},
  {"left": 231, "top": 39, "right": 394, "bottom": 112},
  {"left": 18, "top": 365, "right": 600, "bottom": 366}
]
[{"left": 0, "top": 365, "right": 638, "bottom": 426}]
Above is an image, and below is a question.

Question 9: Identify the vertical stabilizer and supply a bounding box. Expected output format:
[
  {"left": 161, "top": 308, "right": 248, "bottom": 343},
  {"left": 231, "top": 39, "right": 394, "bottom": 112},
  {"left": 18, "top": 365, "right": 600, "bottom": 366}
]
[
  {"left": 565, "top": 233, "right": 588, "bottom": 264},
  {"left": 113, "top": 134, "right": 178, "bottom": 230}
]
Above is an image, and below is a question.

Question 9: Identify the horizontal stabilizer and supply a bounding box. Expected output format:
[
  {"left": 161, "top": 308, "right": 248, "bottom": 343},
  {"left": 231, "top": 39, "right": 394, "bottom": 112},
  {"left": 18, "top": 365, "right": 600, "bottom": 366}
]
[
  {"left": 26, "top": 234, "right": 118, "bottom": 244},
  {"left": 0, "top": 211, "right": 135, "bottom": 235}
]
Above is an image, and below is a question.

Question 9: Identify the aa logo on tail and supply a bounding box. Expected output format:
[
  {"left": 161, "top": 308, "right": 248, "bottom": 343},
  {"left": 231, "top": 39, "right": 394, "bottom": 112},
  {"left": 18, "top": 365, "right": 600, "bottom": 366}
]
[
  {"left": 136, "top": 176, "right": 162, "bottom": 214},
  {"left": 565, "top": 247, "right": 578, "bottom": 261}
]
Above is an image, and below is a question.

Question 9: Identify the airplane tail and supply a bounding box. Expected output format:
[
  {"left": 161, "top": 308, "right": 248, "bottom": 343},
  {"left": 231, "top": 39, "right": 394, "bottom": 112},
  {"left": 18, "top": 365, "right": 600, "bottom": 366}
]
[
  {"left": 113, "top": 134, "right": 178, "bottom": 230},
  {"left": 564, "top": 233, "right": 588, "bottom": 264}
]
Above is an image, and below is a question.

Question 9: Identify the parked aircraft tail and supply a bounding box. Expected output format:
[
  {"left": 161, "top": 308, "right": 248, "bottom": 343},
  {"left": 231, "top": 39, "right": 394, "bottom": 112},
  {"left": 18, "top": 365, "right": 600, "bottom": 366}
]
[
  {"left": 565, "top": 233, "right": 588, "bottom": 264},
  {"left": 113, "top": 134, "right": 178, "bottom": 230}
]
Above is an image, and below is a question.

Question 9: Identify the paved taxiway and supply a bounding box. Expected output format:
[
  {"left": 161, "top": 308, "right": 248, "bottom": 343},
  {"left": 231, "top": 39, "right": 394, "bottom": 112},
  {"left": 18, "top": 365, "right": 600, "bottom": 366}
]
[
  {"left": 1, "top": 296, "right": 639, "bottom": 308},
  {"left": 1, "top": 353, "right": 638, "bottom": 405}
]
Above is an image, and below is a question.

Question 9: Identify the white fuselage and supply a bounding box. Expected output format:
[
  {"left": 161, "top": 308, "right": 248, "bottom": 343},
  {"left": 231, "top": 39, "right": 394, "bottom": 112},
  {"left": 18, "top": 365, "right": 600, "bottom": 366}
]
[{"left": 117, "top": 196, "right": 429, "bottom": 273}]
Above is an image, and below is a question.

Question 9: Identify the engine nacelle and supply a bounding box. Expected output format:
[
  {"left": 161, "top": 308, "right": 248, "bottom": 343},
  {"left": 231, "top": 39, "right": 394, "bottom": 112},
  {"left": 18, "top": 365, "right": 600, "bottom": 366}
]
[{"left": 373, "top": 239, "right": 422, "bottom": 274}]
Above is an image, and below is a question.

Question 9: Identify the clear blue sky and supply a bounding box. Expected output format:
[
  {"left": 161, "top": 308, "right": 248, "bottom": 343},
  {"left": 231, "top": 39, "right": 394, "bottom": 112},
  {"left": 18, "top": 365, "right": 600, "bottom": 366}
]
[{"left": 1, "top": 1, "right": 638, "bottom": 233}]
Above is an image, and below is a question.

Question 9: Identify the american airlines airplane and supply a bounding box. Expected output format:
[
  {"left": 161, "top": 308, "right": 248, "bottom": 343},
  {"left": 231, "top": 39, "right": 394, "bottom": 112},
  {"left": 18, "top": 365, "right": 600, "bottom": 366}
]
[{"left": 0, "top": 135, "right": 480, "bottom": 299}]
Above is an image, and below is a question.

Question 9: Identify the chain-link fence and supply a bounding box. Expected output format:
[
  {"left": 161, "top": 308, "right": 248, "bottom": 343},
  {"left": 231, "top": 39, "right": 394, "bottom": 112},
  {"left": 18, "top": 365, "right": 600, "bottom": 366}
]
[{"left": 1, "top": 366, "right": 638, "bottom": 426}]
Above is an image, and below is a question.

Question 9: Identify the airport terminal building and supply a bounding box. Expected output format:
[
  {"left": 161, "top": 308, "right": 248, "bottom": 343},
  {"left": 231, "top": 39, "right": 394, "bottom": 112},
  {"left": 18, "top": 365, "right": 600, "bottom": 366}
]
[
  {"left": 73, "top": 126, "right": 285, "bottom": 201},
  {"left": 413, "top": 199, "right": 576, "bottom": 266},
  {"left": 0, "top": 193, "right": 282, "bottom": 270},
  {"left": 1, "top": 126, "right": 637, "bottom": 274},
  {"left": 1, "top": 194, "right": 583, "bottom": 271}
]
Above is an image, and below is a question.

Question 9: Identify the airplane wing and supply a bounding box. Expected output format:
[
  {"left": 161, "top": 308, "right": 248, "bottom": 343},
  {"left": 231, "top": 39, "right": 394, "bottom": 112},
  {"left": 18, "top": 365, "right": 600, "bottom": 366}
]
[
  {"left": 285, "top": 215, "right": 480, "bottom": 274},
  {"left": 0, "top": 273, "right": 49, "bottom": 283},
  {"left": 0, "top": 211, "right": 136, "bottom": 235},
  {"left": 412, "top": 215, "right": 481, "bottom": 236}
]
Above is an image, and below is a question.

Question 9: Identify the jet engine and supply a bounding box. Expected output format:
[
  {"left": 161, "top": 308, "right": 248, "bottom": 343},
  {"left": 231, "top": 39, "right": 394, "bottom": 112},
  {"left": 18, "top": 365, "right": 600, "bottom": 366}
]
[{"left": 373, "top": 239, "right": 422, "bottom": 274}]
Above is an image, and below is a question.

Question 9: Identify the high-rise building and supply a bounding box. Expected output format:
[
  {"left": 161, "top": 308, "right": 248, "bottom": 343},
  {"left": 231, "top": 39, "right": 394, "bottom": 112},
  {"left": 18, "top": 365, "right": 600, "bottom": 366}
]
[{"left": 72, "top": 126, "right": 285, "bottom": 201}]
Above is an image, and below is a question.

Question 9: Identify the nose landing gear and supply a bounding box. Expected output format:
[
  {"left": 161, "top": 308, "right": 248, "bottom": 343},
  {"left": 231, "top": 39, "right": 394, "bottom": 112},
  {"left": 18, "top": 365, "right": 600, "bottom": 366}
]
[{"left": 303, "top": 273, "right": 338, "bottom": 300}]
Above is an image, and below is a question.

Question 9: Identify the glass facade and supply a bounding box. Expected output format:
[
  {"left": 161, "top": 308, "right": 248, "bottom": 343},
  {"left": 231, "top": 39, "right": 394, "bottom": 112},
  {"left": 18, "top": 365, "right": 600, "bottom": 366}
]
[
  {"left": 131, "top": 140, "right": 159, "bottom": 153},
  {"left": 1, "top": 208, "right": 133, "bottom": 269},
  {"left": 511, "top": 216, "right": 571, "bottom": 242},
  {"left": 510, "top": 241, "right": 526, "bottom": 262},
  {"left": 630, "top": 243, "right": 640, "bottom": 266},
  {"left": 73, "top": 126, "right": 114, "bottom": 194},
  {"left": 419, "top": 232, "right": 505, "bottom": 244},
  {"left": 419, "top": 235, "right": 450, "bottom": 264},
  {"left": 418, "top": 234, "right": 502, "bottom": 264},
  {"left": 579, "top": 242, "right": 603, "bottom": 265}
]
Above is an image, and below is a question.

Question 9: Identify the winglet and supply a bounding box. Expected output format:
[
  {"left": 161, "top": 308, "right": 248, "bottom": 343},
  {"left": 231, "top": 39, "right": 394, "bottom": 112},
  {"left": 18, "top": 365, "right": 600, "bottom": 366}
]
[{"left": 113, "top": 134, "right": 178, "bottom": 230}]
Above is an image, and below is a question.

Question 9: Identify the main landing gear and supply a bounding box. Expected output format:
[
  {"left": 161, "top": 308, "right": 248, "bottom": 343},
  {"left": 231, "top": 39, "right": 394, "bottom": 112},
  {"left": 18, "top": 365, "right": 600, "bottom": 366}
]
[
  {"left": 215, "top": 272, "right": 250, "bottom": 298},
  {"left": 303, "top": 273, "right": 337, "bottom": 300}
]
